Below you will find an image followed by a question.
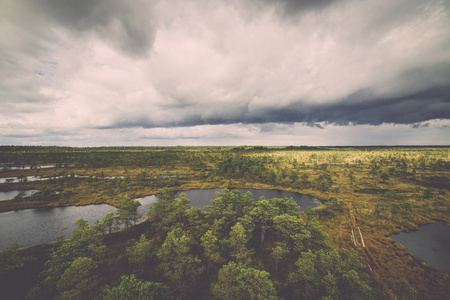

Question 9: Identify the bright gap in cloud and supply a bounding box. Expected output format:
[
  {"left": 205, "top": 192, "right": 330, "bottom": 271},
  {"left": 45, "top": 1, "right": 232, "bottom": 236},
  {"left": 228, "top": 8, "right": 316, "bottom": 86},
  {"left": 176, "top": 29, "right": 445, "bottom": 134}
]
[{"left": 1, "top": 120, "right": 448, "bottom": 146}]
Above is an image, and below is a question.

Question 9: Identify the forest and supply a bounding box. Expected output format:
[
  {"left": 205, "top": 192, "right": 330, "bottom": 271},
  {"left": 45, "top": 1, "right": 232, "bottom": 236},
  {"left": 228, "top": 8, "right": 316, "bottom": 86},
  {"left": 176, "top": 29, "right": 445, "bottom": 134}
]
[{"left": 0, "top": 146, "right": 449, "bottom": 299}]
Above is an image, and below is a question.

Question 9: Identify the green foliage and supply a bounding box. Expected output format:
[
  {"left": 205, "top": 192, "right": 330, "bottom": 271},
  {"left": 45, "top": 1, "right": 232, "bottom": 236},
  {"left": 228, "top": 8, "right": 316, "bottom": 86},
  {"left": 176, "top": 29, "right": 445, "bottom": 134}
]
[
  {"left": 127, "top": 235, "right": 154, "bottom": 274},
  {"left": 375, "top": 201, "right": 387, "bottom": 216},
  {"left": 271, "top": 242, "right": 289, "bottom": 272},
  {"left": 103, "top": 274, "right": 162, "bottom": 300},
  {"left": 2, "top": 146, "right": 449, "bottom": 299},
  {"left": 380, "top": 171, "right": 390, "bottom": 183},
  {"left": 156, "top": 187, "right": 175, "bottom": 203},
  {"left": 273, "top": 214, "right": 310, "bottom": 253},
  {"left": 270, "top": 197, "right": 300, "bottom": 215},
  {"left": 13, "top": 188, "right": 370, "bottom": 300},
  {"left": 328, "top": 196, "right": 344, "bottom": 212},
  {"left": 318, "top": 172, "right": 333, "bottom": 185},
  {"left": 116, "top": 196, "right": 141, "bottom": 229},
  {"left": 348, "top": 170, "right": 356, "bottom": 185},
  {"left": 201, "top": 230, "right": 223, "bottom": 270},
  {"left": 30, "top": 188, "right": 60, "bottom": 202},
  {"left": 318, "top": 196, "right": 346, "bottom": 217},
  {"left": 28, "top": 218, "right": 106, "bottom": 299},
  {"left": 71, "top": 218, "right": 105, "bottom": 246},
  {"left": 0, "top": 242, "right": 27, "bottom": 275},
  {"left": 212, "top": 262, "right": 279, "bottom": 300},
  {"left": 303, "top": 206, "right": 317, "bottom": 219},
  {"left": 157, "top": 228, "right": 204, "bottom": 297},
  {"left": 146, "top": 187, "right": 176, "bottom": 227},
  {"left": 319, "top": 180, "right": 330, "bottom": 191},
  {"left": 55, "top": 257, "right": 98, "bottom": 298},
  {"left": 390, "top": 202, "right": 402, "bottom": 215},
  {"left": 216, "top": 156, "right": 272, "bottom": 181},
  {"left": 289, "top": 170, "right": 299, "bottom": 181},
  {"left": 136, "top": 170, "right": 149, "bottom": 183},
  {"left": 288, "top": 249, "right": 372, "bottom": 300},
  {"left": 251, "top": 199, "right": 280, "bottom": 242},
  {"left": 204, "top": 189, "right": 255, "bottom": 234},
  {"left": 13, "top": 191, "right": 27, "bottom": 200},
  {"left": 394, "top": 278, "right": 419, "bottom": 300},
  {"left": 102, "top": 211, "right": 118, "bottom": 234},
  {"left": 229, "top": 222, "right": 253, "bottom": 264},
  {"left": 305, "top": 217, "right": 328, "bottom": 249}
]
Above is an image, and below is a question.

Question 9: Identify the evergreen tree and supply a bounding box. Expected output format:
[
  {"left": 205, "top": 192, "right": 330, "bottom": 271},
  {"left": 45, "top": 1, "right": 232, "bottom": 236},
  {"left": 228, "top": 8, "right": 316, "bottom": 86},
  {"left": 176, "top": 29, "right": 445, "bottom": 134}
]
[
  {"left": 229, "top": 222, "right": 253, "bottom": 264},
  {"left": 117, "top": 196, "right": 141, "bottom": 229},
  {"left": 212, "top": 262, "right": 279, "bottom": 300},
  {"left": 127, "top": 234, "right": 154, "bottom": 275},
  {"left": 251, "top": 199, "right": 279, "bottom": 242},
  {"left": 200, "top": 230, "right": 223, "bottom": 271},
  {"left": 103, "top": 274, "right": 161, "bottom": 300},
  {"left": 157, "top": 228, "right": 204, "bottom": 297}
]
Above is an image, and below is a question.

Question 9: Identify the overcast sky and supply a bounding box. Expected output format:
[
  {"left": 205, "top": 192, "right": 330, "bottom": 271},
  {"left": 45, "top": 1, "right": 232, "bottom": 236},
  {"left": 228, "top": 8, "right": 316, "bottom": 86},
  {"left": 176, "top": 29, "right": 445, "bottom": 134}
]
[{"left": 1, "top": 0, "right": 449, "bottom": 146}]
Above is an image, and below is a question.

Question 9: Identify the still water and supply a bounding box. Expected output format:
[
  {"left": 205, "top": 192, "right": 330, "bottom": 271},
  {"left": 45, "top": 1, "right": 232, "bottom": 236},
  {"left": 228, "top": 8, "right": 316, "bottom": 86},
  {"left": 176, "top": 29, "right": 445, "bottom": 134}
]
[
  {"left": 173, "top": 188, "right": 321, "bottom": 211},
  {"left": 391, "top": 222, "right": 450, "bottom": 274},
  {"left": 0, "top": 165, "right": 56, "bottom": 171},
  {"left": 0, "top": 189, "right": 320, "bottom": 250},
  {"left": 0, "top": 190, "right": 40, "bottom": 201},
  {"left": 0, "top": 176, "right": 50, "bottom": 184},
  {"left": 0, "top": 205, "right": 116, "bottom": 250},
  {"left": 0, "top": 175, "right": 125, "bottom": 184}
]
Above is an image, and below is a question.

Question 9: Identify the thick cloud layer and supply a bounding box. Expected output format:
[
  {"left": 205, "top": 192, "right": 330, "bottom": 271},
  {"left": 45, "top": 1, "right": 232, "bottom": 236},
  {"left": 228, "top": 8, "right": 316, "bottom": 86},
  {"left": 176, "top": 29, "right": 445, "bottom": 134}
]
[{"left": 1, "top": 0, "right": 449, "bottom": 145}]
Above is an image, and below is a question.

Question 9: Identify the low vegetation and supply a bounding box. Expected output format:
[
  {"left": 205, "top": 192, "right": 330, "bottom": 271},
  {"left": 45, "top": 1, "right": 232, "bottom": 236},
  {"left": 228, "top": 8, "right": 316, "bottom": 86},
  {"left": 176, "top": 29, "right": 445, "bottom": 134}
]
[{"left": 0, "top": 145, "right": 449, "bottom": 299}]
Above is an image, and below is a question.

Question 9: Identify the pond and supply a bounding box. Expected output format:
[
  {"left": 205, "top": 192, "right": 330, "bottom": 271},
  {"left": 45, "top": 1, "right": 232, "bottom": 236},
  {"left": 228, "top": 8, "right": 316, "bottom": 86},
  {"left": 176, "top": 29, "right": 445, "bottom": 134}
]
[
  {"left": 0, "top": 175, "right": 125, "bottom": 184},
  {"left": 391, "top": 222, "right": 450, "bottom": 274},
  {"left": 1, "top": 165, "right": 56, "bottom": 171},
  {"left": 0, "top": 190, "right": 40, "bottom": 201},
  {"left": 172, "top": 188, "right": 321, "bottom": 211},
  {"left": 0, "top": 204, "right": 117, "bottom": 250},
  {"left": 0, "top": 188, "right": 320, "bottom": 250},
  {"left": 0, "top": 176, "right": 50, "bottom": 184},
  {"left": 134, "top": 188, "right": 321, "bottom": 220}
]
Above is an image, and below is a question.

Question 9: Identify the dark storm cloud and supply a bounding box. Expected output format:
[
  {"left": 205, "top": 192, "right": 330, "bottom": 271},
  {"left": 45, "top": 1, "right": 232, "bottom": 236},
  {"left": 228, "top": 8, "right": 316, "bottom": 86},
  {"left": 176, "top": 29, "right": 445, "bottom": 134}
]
[
  {"left": 27, "top": 0, "right": 157, "bottom": 57},
  {"left": 101, "top": 85, "right": 450, "bottom": 129},
  {"left": 243, "top": 0, "right": 342, "bottom": 17},
  {"left": 242, "top": 86, "right": 450, "bottom": 126},
  {"left": 273, "top": 86, "right": 450, "bottom": 126},
  {"left": 1, "top": 0, "right": 450, "bottom": 146},
  {"left": 411, "top": 123, "right": 430, "bottom": 129},
  {"left": 268, "top": 0, "right": 341, "bottom": 15}
]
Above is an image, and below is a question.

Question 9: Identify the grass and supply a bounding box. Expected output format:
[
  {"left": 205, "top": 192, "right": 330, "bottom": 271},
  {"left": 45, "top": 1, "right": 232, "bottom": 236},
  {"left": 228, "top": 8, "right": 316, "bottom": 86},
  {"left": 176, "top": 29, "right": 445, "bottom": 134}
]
[{"left": 0, "top": 147, "right": 449, "bottom": 298}]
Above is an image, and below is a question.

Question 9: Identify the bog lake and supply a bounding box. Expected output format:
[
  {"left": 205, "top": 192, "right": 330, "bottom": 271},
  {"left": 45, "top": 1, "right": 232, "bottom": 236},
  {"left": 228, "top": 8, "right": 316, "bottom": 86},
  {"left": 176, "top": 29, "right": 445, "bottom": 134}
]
[
  {"left": 1, "top": 187, "right": 449, "bottom": 275},
  {"left": 0, "top": 188, "right": 320, "bottom": 250}
]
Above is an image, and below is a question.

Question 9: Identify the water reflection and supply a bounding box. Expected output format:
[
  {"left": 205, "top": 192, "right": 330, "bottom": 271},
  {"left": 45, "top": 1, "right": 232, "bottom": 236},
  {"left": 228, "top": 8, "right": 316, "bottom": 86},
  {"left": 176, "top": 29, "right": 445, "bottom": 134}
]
[
  {"left": 0, "top": 175, "right": 125, "bottom": 184},
  {"left": 391, "top": 223, "right": 450, "bottom": 274},
  {"left": 0, "top": 188, "right": 320, "bottom": 250},
  {"left": 0, "top": 204, "right": 116, "bottom": 250},
  {"left": 173, "top": 188, "right": 321, "bottom": 211},
  {"left": 0, "top": 190, "right": 39, "bottom": 201}
]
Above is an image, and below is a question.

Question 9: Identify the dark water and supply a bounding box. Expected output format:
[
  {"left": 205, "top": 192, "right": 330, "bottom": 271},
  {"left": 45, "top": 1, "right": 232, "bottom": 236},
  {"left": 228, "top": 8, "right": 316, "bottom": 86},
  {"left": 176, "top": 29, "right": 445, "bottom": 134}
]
[
  {"left": 135, "top": 195, "right": 158, "bottom": 216},
  {"left": 391, "top": 223, "right": 450, "bottom": 274},
  {"left": 1, "top": 165, "right": 56, "bottom": 171},
  {"left": 0, "top": 176, "right": 50, "bottom": 184},
  {"left": 0, "top": 204, "right": 116, "bottom": 250},
  {"left": 0, "top": 175, "right": 124, "bottom": 184},
  {"left": 174, "top": 188, "right": 321, "bottom": 211},
  {"left": 0, "top": 189, "right": 319, "bottom": 250},
  {"left": 0, "top": 190, "right": 40, "bottom": 201}
]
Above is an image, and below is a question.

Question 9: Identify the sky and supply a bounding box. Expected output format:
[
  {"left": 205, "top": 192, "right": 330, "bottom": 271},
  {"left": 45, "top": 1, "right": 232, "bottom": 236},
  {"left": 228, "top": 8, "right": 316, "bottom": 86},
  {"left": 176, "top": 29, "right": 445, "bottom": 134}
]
[{"left": 1, "top": 0, "right": 449, "bottom": 146}]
